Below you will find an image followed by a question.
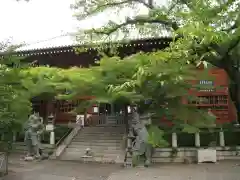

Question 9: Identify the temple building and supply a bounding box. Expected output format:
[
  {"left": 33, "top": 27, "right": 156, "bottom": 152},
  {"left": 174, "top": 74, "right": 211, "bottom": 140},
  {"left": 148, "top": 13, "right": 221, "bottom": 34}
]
[
  {"left": 15, "top": 36, "right": 236, "bottom": 126},
  {"left": 13, "top": 35, "right": 238, "bottom": 163}
]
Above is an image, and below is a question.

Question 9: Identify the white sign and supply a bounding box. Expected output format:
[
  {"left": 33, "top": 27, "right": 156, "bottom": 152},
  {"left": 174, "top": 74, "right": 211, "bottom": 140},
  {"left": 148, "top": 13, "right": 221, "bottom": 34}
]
[
  {"left": 46, "top": 124, "right": 54, "bottom": 131},
  {"left": 199, "top": 80, "right": 213, "bottom": 85},
  {"left": 93, "top": 107, "right": 99, "bottom": 113}
]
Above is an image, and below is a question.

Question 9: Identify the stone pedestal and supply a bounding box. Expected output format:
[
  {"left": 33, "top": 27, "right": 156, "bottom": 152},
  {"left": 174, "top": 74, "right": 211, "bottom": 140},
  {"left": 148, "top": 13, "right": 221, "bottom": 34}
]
[{"left": 197, "top": 149, "right": 217, "bottom": 163}]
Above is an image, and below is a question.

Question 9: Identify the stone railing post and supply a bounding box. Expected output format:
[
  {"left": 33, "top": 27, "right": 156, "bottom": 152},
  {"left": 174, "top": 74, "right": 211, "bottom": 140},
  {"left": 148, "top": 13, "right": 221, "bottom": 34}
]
[
  {"left": 219, "top": 130, "right": 225, "bottom": 147},
  {"left": 50, "top": 131, "right": 55, "bottom": 145},
  {"left": 13, "top": 132, "right": 17, "bottom": 142},
  {"left": 195, "top": 132, "right": 200, "bottom": 147},
  {"left": 172, "top": 132, "right": 178, "bottom": 148}
]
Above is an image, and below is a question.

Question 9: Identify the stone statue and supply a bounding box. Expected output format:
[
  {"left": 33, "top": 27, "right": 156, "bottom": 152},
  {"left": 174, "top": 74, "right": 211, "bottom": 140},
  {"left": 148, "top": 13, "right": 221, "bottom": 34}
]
[
  {"left": 24, "top": 113, "right": 44, "bottom": 160},
  {"left": 131, "top": 114, "right": 153, "bottom": 167}
]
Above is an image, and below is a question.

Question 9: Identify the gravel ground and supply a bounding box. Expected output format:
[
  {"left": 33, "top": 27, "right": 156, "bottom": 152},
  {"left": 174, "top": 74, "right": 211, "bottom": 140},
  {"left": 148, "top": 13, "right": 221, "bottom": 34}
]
[
  {"left": 108, "top": 161, "right": 240, "bottom": 180},
  {"left": 4, "top": 156, "right": 121, "bottom": 180},
  {"left": 4, "top": 155, "right": 240, "bottom": 180}
]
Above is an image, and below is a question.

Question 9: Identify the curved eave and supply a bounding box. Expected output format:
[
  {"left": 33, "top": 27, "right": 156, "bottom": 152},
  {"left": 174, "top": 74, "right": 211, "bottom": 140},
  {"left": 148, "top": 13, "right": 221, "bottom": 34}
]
[{"left": 15, "top": 37, "right": 172, "bottom": 57}]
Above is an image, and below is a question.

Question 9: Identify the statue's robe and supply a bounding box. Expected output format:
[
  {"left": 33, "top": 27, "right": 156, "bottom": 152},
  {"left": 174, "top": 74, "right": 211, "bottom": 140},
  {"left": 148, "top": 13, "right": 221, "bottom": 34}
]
[
  {"left": 24, "top": 114, "right": 44, "bottom": 156},
  {"left": 132, "top": 124, "right": 151, "bottom": 157}
]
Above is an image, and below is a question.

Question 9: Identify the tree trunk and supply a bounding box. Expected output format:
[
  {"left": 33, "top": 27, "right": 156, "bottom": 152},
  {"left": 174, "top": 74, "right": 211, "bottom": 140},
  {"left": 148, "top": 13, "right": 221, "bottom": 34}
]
[
  {"left": 234, "top": 61, "right": 240, "bottom": 123},
  {"left": 222, "top": 59, "right": 239, "bottom": 123}
]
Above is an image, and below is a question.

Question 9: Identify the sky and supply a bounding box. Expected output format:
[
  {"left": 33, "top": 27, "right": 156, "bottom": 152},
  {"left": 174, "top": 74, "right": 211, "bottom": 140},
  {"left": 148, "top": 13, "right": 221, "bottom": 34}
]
[
  {"left": 0, "top": 0, "right": 121, "bottom": 45},
  {"left": 0, "top": 0, "right": 175, "bottom": 52},
  {"left": 0, "top": 0, "right": 151, "bottom": 47},
  {"left": 0, "top": 0, "right": 76, "bottom": 44}
]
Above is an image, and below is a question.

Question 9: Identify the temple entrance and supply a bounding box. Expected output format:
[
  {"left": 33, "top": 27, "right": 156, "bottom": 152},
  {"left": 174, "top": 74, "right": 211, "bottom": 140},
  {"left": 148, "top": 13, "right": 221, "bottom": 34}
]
[{"left": 51, "top": 101, "right": 126, "bottom": 126}]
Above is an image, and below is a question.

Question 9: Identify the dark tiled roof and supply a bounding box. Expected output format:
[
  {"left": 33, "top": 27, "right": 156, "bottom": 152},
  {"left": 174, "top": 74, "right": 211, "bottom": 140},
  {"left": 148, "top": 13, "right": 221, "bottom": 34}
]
[
  {"left": 15, "top": 28, "right": 172, "bottom": 54},
  {"left": 16, "top": 36, "right": 172, "bottom": 56}
]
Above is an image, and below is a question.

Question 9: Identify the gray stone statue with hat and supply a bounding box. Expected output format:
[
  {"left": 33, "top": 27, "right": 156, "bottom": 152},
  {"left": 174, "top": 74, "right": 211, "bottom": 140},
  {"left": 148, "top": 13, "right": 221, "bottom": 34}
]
[{"left": 23, "top": 112, "right": 44, "bottom": 160}]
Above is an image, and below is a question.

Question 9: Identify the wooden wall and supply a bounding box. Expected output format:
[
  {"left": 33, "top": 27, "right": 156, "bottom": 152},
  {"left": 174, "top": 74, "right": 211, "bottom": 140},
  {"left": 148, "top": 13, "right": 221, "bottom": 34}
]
[{"left": 189, "top": 67, "right": 236, "bottom": 124}]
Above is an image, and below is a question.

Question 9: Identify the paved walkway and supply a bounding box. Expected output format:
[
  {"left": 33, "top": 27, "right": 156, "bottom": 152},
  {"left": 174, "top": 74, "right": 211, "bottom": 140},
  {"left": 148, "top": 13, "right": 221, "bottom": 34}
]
[
  {"left": 4, "top": 156, "right": 240, "bottom": 180},
  {"left": 108, "top": 162, "right": 240, "bottom": 180}
]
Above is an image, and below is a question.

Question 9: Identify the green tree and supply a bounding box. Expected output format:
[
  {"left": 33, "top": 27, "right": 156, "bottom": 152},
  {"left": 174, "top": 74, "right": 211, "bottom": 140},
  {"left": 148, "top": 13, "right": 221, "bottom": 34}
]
[
  {"left": 22, "top": 51, "right": 214, "bottom": 147},
  {"left": 72, "top": 0, "right": 240, "bottom": 118},
  {"left": 0, "top": 44, "right": 32, "bottom": 151},
  {"left": 19, "top": 0, "right": 225, "bottom": 147},
  {"left": 17, "top": 0, "right": 235, "bottom": 148}
]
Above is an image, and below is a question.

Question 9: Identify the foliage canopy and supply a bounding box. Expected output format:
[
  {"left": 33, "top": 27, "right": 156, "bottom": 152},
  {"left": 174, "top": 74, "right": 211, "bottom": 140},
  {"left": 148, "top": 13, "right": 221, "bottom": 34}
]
[{"left": 4, "top": 0, "right": 239, "bottom": 148}]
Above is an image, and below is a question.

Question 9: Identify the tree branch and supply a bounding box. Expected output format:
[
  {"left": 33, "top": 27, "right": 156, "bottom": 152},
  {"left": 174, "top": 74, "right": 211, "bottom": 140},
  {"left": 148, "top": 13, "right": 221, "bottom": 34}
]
[
  {"left": 76, "top": 0, "right": 155, "bottom": 21},
  {"left": 167, "top": 1, "right": 179, "bottom": 14},
  {"left": 211, "top": 0, "right": 237, "bottom": 16},
  {"left": 91, "top": 18, "right": 177, "bottom": 35},
  {"left": 87, "top": 0, "right": 134, "bottom": 16},
  {"left": 92, "top": 0, "right": 153, "bottom": 15},
  {"left": 147, "top": 0, "right": 154, "bottom": 9},
  {"left": 193, "top": 30, "right": 240, "bottom": 68},
  {"left": 222, "top": 23, "right": 238, "bottom": 32},
  {"left": 223, "top": 35, "right": 240, "bottom": 57}
]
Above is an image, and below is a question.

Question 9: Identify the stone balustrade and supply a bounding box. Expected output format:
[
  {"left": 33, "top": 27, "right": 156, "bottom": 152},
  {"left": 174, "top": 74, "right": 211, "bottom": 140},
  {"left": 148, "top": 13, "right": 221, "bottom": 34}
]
[{"left": 170, "top": 131, "right": 227, "bottom": 148}]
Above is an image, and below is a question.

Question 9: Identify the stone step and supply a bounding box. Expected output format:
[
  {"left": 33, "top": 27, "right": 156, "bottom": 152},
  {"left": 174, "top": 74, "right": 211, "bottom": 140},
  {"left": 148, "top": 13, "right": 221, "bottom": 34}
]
[
  {"left": 60, "top": 154, "right": 123, "bottom": 163},
  {"left": 67, "top": 145, "right": 123, "bottom": 151},
  {"left": 66, "top": 147, "right": 122, "bottom": 154},
  {"left": 62, "top": 153, "right": 123, "bottom": 160},
  {"left": 79, "top": 131, "right": 124, "bottom": 135},
  {"left": 60, "top": 151, "right": 124, "bottom": 163},
  {"left": 75, "top": 134, "right": 124, "bottom": 138},
  {"left": 79, "top": 129, "right": 125, "bottom": 132},
  {"left": 82, "top": 127, "right": 125, "bottom": 131},
  {"left": 60, "top": 126, "right": 125, "bottom": 164},
  {"left": 69, "top": 141, "right": 123, "bottom": 147},
  {"left": 71, "top": 139, "right": 123, "bottom": 143},
  {"left": 75, "top": 135, "right": 124, "bottom": 139},
  {"left": 76, "top": 133, "right": 124, "bottom": 137},
  {"left": 70, "top": 142, "right": 123, "bottom": 147},
  {"left": 83, "top": 126, "right": 125, "bottom": 129},
  {"left": 81, "top": 128, "right": 125, "bottom": 133},
  {"left": 73, "top": 136, "right": 123, "bottom": 141},
  {"left": 72, "top": 138, "right": 123, "bottom": 142}
]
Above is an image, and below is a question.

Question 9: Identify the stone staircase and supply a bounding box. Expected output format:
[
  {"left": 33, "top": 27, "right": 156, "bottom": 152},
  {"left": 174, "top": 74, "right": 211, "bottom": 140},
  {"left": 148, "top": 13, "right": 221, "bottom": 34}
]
[{"left": 60, "top": 126, "right": 126, "bottom": 163}]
